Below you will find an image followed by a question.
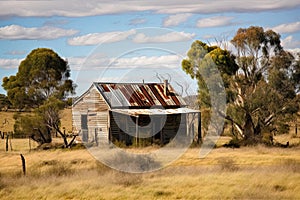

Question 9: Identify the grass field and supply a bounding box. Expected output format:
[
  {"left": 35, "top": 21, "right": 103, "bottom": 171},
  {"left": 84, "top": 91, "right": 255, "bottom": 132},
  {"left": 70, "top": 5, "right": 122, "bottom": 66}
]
[
  {"left": 0, "top": 109, "right": 73, "bottom": 134},
  {"left": 1, "top": 110, "right": 300, "bottom": 199},
  {"left": 0, "top": 137, "right": 300, "bottom": 199}
]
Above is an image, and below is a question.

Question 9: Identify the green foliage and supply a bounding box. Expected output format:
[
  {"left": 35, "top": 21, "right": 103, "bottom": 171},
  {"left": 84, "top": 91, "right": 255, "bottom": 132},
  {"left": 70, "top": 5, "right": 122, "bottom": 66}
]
[
  {"left": 2, "top": 48, "right": 75, "bottom": 110},
  {"left": 223, "top": 138, "right": 240, "bottom": 148},
  {"left": 36, "top": 96, "right": 65, "bottom": 130},
  {"left": 182, "top": 40, "right": 238, "bottom": 135},
  {"left": 227, "top": 26, "right": 299, "bottom": 144},
  {"left": 0, "top": 94, "right": 11, "bottom": 111},
  {"left": 3, "top": 48, "right": 76, "bottom": 146},
  {"left": 13, "top": 112, "right": 51, "bottom": 144},
  {"left": 262, "top": 132, "right": 274, "bottom": 146},
  {"left": 182, "top": 26, "right": 300, "bottom": 145}
]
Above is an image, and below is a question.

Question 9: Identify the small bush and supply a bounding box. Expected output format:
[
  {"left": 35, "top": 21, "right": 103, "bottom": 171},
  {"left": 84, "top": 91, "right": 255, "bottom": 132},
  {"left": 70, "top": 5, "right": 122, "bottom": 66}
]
[
  {"left": 94, "top": 161, "right": 111, "bottom": 175},
  {"left": 113, "top": 172, "right": 143, "bottom": 187},
  {"left": 262, "top": 132, "right": 274, "bottom": 146},
  {"left": 113, "top": 140, "right": 127, "bottom": 148},
  {"left": 132, "top": 138, "right": 153, "bottom": 147},
  {"left": 154, "top": 190, "right": 173, "bottom": 197},
  {"left": 189, "top": 141, "right": 202, "bottom": 148},
  {"left": 218, "top": 158, "right": 239, "bottom": 172},
  {"left": 47, "top": 162, "right": 73, "bottom": 177},
  {"left": 103, "top": 151, "right": 161, "bottom": 173},
  {"left": 71, "top": 143, "right": 86, "bottom": 150},
  {"left": 282, "top": 159, "right": 300, "bottom": 173},
  {"left": 41, "top": 160, "right": 59, "bottom": 166},
  {"left": 223, "top": 138, "right": 240, "bottom": 148},
  {"left": 273, "top": 184, "right": 286, "bottom": 192}
]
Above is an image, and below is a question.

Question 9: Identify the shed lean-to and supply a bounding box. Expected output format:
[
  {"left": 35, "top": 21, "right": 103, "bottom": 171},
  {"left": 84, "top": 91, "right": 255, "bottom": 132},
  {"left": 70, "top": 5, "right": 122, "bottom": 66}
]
[{"left": 72, "top": 82, "right": 201, "bottom": 146}]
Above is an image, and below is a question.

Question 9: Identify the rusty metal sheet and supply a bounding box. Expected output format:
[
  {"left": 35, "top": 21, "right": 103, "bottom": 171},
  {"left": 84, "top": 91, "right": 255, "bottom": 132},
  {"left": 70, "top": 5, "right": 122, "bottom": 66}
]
[
  {"left": 96, "top": 82, "right": 186, "bottom": 108},
  {"left": 111, "top": 108, "right": 199, "bottom": 117}
]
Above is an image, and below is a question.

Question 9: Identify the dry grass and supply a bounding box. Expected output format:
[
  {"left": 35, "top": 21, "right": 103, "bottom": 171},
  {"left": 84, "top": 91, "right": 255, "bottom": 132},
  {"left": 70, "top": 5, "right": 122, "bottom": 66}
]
[
  {"left": 59, "top": 108, "right": 73, "bottom": 133},
  {"left": 0, "top": 109, "right": 73, "bottom": 133},
  {"left": 0, "top": 111, "right": 15, "bottom": 132},
  {"left": 0, "top": 109, "right": 299, "bottom": 199},
  {"left": 0, "top": 138, "right": 300, "bottom": 199}
]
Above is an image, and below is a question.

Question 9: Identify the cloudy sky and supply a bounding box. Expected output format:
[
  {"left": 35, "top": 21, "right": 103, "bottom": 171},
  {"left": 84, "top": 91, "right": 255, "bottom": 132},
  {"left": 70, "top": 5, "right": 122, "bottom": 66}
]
[{"left": 0, "top": 0, "right": 300, "bottom": 95}]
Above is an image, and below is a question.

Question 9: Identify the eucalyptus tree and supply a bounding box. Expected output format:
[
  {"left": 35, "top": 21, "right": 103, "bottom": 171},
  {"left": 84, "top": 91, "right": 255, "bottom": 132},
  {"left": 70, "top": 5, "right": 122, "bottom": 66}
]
[
  {"left": 3, "top": 48, "right": 76, "bottom": 146},
  {"left": 182, "top": 26, "right": 300, "bottom": 144}
]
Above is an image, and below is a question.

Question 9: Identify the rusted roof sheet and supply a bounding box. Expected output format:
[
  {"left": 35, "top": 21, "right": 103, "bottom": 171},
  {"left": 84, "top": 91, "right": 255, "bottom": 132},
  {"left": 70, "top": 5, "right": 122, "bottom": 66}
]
[
  {"left": 94, "top": 82, "right": 186, "bottom": 108},
  {"left": 111, "top": 108, "right": 200, "bottom": 117}
]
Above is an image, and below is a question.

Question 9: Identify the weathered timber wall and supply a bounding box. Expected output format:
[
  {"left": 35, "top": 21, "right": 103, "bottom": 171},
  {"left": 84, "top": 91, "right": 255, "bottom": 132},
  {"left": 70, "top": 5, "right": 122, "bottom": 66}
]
[{"left": 72, "top": 85, "right": 110, "bottom": 143}]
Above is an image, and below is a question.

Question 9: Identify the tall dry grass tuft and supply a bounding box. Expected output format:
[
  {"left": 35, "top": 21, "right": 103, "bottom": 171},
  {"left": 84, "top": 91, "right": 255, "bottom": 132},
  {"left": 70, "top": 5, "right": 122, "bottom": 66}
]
[
  {"left": 112, "top": 172, "right": 143, "bottom": 187},
  {"left": 103, "top": 151, "right": 161, "bottom": 172},
  {"left": 46, "top": 162, "right": 74, "bottom": 177},
  {"left": 29, "top": 159, "right": 75, "bottom": 177},
  {"left": 217, "top": 157, "right": 239, "bottom": 172},
  {"left": 94, "top": 160, "right": 111, "bottom": 175},
  {"left": 281, "top": 158, "right": 300, "bottom": 173},
  {"left": 153, "top": 190, "right": 173, "bottom": 198},
  {"left": 0, "top": 173, "right": 6, "bottom": 190}
]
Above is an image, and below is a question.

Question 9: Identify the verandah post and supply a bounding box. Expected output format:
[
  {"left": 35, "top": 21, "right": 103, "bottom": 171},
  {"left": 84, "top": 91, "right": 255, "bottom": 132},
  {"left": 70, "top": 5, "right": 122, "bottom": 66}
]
[{"left": 197, "top": 112, "right": 202, "bottom": 144}]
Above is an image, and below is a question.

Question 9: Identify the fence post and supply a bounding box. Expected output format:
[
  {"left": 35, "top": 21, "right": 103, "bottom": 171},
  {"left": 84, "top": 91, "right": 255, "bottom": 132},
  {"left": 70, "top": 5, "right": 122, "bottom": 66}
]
[
  {"left": 20, "top": 154, "right": 26, "bottom": 176},
  {"left": 6, "top": 133, "right": 9, "bottom": 151},
  {"left": 9, "top": 132, "right": 13, "bottom": 151}
]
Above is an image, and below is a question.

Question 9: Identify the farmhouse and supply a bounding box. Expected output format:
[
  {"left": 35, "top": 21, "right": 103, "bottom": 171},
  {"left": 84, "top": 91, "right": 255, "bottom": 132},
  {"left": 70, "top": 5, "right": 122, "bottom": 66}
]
[{"left": 72, "top": 81, "right": 201, "bottom": 146}]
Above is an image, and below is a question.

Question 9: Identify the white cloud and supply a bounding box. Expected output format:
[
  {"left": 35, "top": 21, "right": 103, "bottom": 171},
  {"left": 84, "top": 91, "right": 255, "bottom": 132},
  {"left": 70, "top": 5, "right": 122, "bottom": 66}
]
[
  {"left": 0, "top": 25, "right": 78, "bottom": 40},
  {"left": 0, "top": 1, "right": 299, "bottom": 17},
  {"left": 197, "top": 16, "right": 234, "bottom": 28},
  {"left": 68, "top": 54, "right": 111, "bottom": 70},
  {"left": 68, "top": 54, "right": 182, "bottom": 71},
  {"left": 0, "top": 58, "right": 22, "bottom": 69},
  {"left": 281, "top": 35, "right": 300, "bottom": 50},
  {"left": 71, "top": 53, "right": 192, "bottom": 95},
  {"left": 68, "top": 29, "right": 136, "bottom": 46},
  {"left": 5, "top": 50, "right": 26, "bottom": 55},
  {"left": 132, "top": 31, "right": 195, "bottom": 43},
  {"left": 111, "top": 55, "right": 181, "bottom": 68},
  {"left": 130, "top": 18, "right": 147, "bottom": 25},
  {"left": 163, "top": 13, "right": 192, "bottom": 27},
  {"left": 271, "top": 21, "right": 300, "bottom": 34}
]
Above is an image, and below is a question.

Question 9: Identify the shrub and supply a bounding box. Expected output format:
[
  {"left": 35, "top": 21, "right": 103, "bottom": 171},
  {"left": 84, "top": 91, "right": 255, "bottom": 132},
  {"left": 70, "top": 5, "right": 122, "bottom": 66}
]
[
  {"left": 94, "top": 161, "right": 111, "bottom": 175},
  {"left": 46, "top": 162, "right": 74, "bottom": 177},
  {"left": 218, "top": 157, "right": 239, "bottom": 172},
  {"left": 262, "top": 132, "right": 274, "bottom": 146},
  {"left": 282, "top": 159, "right": 300, "bottom": 173},
  {"left": 113, "top": 172, "right": 143, "bottom": 187},
  {"left": 154, "top": 190, "right": 173, "bottom": 197},
  {"left": 103, "top": 150, "right": 161, "bottom": 173},
  {"left": 223, "top": 138, "right": 240, "bottom": 148},
  {"left": 132, "top": 138, "right": 153, "bottom": 147}
]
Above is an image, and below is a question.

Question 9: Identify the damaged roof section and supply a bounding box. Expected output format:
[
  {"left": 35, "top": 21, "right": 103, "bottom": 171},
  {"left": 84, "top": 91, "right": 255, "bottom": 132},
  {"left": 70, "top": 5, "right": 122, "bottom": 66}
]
[
  {"left": 111, "top": 107, "right": 199, "bottom": 117},
  {"left": 95, "top": 82, "right": 186, "bottom": 108}
]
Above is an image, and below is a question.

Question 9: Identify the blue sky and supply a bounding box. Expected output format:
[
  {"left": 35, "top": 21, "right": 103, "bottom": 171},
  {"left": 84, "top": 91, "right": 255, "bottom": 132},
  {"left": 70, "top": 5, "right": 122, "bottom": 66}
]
[{"left": 0, "top": 1, "right": 300, "bottom": 96}]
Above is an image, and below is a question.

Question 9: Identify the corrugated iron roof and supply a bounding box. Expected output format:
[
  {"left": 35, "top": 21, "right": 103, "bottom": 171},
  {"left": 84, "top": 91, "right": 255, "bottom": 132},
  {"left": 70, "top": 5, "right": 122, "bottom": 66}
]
[
  {"left": 94, "top": 82, "right": 186, "bottom": 108},
  {"left": 111, "top": 108, "right": 199, "bottom": 117}
]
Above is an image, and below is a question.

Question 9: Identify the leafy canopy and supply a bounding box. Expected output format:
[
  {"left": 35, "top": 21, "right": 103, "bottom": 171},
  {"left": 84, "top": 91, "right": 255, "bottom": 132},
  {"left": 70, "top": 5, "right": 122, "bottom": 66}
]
[
  {"left": 3, "top": 48, "right": 76, "bottom": 147},
  {"left": 2, "top": 48, "right": 75, "bottom": 109},
  {"left": 182, "top": 26, "right": 300, "bottom": 145}
]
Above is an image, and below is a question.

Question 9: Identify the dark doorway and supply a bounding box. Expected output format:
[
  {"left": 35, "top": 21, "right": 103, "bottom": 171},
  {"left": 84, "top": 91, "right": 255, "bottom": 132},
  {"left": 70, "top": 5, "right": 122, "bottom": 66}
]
[{"left": 81, "top": 115, "right": 88, "bottom": 142}]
